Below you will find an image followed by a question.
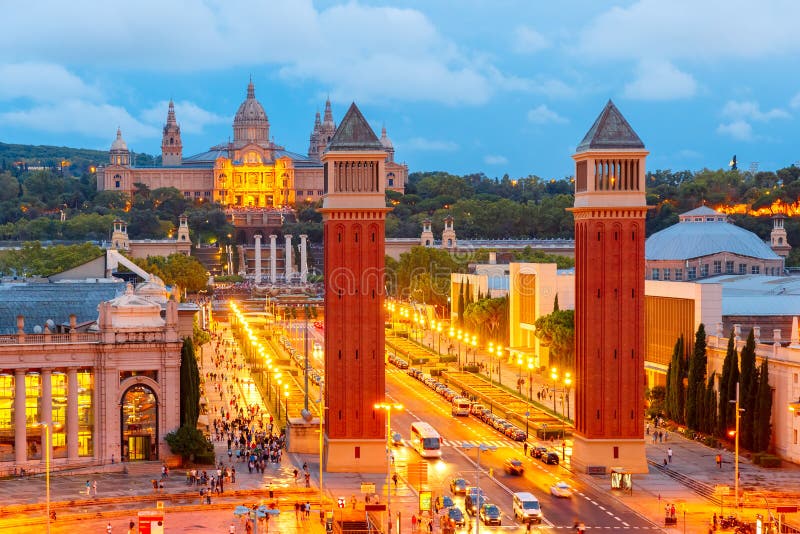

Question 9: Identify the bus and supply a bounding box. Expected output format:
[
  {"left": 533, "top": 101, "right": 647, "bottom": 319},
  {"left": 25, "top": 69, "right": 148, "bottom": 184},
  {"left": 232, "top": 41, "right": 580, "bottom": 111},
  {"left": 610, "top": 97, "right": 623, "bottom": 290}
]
[{"left": 410, "top": 421, "right": 442, "bottom": 458}]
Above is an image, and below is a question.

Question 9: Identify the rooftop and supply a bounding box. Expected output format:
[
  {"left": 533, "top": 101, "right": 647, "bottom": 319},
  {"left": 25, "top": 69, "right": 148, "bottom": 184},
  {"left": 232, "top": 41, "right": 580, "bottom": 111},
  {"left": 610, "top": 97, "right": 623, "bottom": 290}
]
[{"left": 575, "top": 100, "right": 645, "bottom": 153}]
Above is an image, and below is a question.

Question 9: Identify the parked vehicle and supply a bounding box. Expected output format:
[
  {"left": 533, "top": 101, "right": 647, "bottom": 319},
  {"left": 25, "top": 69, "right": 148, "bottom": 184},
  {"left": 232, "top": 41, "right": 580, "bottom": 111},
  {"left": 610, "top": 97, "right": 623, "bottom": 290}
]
[
  {"left": 451, "top": 397, "right": 471, "bottom": 416},
  {"left": 512, "top": 492, "right": 542, "bottom": 524},
  {"left": 542, "top": 452, "right": 560, "bottom": 465},
  {"left": 531, "top": 446, "right": 548, "bottom": 459}
]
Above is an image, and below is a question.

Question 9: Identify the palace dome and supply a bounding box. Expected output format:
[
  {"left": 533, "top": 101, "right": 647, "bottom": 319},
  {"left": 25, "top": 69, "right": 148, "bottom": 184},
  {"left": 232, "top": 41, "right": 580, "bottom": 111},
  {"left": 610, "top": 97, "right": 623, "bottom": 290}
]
[
  {"left": 233, "top": 80, "right": 269, "bottom": 146},
  {"left": 110, "top": 128, "right": 128, "bottom": 151}
]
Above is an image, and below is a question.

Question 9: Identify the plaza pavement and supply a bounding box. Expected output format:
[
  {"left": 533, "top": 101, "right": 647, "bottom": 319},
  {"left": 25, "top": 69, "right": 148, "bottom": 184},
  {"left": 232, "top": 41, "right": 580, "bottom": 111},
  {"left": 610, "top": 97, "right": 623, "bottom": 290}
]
[{"left": 3, "top": 329, "right": 800, "bottom": 532}]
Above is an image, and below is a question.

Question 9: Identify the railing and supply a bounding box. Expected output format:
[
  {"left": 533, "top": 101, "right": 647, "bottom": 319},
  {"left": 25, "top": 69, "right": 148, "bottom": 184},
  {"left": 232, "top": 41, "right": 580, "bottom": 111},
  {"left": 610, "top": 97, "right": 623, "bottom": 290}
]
[{"left": 0, "top": 333, "right": 100, "bottom": 345}]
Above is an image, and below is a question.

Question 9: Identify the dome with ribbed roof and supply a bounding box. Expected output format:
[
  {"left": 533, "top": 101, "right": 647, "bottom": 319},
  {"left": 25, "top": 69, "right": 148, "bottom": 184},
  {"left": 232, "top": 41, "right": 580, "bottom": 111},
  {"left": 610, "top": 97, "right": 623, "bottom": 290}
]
[
  {"left": 233, "top": 79, "right": 269, "bottom": 146},
  {"left": 646, "top": 207, "right": 780, "bottom": 261},
  {"left": 110, "top": 128, "right": 128, "bottom": 151}
]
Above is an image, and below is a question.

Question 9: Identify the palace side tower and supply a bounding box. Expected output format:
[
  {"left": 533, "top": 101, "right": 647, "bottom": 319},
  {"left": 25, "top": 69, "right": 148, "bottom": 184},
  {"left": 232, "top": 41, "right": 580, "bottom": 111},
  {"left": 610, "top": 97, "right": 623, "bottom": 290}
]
[
  {"left": 569, "top": 101, "right": 649, "bottom": 473},
  {"left": 320, "top": 103, "right": 390, "bottom": 473}
]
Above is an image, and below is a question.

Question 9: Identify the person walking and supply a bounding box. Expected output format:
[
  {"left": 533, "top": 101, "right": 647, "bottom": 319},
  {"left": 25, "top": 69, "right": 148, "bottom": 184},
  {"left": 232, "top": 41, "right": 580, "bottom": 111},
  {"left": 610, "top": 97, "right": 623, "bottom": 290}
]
[
  {"left": 716, "top": 454, "right": 722, "bottom": 469},
  {"left": 92, "top": 480, "right": 98, "bottom": 497},
  {"left": 667, "top": 447, "right": 673, "bottom": 463},
  {"left": 85, "top": 480, "right": 91, "bottom": 496}
]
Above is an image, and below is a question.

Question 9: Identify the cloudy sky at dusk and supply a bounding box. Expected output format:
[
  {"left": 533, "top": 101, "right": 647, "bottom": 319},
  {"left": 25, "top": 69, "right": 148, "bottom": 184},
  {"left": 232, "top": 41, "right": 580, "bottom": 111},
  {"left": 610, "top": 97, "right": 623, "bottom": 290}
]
[{"left": 1, "top": 0, "right": 799, "bottom": 178}]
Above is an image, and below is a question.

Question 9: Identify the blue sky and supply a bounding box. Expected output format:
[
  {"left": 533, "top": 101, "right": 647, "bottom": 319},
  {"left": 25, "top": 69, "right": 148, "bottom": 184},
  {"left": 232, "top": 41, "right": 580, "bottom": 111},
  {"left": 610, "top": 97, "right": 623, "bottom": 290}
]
[{"left": 1, "top": 0, "right": 799, "bottom": 179}]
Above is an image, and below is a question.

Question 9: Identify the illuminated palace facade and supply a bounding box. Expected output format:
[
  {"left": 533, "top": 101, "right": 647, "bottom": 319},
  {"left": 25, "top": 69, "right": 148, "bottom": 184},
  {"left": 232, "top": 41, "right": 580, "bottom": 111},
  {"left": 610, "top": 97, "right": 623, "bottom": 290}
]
[{"left": 97, "top": 80, "right": 407, "bottom": 206}]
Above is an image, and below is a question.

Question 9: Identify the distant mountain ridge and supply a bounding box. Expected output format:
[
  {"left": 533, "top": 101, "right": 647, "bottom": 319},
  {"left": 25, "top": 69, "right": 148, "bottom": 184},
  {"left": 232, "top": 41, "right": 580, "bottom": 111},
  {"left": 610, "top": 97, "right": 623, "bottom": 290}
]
[{"left": 0, "top": 142, "right": 159, "bottom": 173}]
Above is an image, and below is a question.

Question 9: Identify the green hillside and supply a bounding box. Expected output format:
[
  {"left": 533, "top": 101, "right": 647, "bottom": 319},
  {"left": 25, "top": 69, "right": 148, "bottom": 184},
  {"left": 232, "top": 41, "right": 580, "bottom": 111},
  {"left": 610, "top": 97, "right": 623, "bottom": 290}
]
[{"left": 0, "top": 142, "right": 159, "bottom": 175}]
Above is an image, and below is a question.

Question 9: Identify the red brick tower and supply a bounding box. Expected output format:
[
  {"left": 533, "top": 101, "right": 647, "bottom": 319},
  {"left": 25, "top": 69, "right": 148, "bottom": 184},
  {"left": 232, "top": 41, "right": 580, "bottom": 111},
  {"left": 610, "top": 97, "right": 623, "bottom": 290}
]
[
  {"left": 570, "top": 101, "right": 649, "bottom": 473},
  {"left": 320, "top": 103, "right": 390, "bottom": 473}
]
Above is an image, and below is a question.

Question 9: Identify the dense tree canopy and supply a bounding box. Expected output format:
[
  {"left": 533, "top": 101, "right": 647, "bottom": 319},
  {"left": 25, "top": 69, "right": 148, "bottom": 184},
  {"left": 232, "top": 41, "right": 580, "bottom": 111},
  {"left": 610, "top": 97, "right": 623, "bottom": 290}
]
[
  {"left": 0, "top": 241, "right": 104, "bottom": 276},
  {"left": 132, "top": 253, "right": 209, "bottom": 293}
]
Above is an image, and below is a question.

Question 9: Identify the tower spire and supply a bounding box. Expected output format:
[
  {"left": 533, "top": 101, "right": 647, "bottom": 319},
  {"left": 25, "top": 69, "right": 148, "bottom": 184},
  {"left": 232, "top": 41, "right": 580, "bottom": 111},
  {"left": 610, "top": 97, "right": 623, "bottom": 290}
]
[{"left": 247, "top": 78, "right": 255, "bottom": 99}]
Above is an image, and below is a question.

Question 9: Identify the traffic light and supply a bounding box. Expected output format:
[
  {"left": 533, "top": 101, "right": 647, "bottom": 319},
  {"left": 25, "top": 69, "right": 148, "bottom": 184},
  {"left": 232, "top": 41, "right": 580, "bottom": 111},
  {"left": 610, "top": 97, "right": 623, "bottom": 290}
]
[{"left": 337, "top": 497, "right": 345, "bottom": 509}]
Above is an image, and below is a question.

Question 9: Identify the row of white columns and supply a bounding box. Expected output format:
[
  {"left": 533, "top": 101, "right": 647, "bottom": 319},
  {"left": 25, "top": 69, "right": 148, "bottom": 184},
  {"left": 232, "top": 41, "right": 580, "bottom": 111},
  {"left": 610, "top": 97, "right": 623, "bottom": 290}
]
[
  {"left": 253, "top": 234, "right": 309, "bottom": 284},
  {"left": 14, "top": 368, "right": 81, "bottom": 465}
]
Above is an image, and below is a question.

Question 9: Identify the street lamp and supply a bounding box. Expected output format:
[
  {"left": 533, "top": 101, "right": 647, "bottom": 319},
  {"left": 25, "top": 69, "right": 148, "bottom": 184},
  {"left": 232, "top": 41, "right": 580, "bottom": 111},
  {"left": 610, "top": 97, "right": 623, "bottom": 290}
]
[
  {"left": 460, "top": 442, "right": 496, "bottom": 534},
  {"left": 729, "top": 383, "right": 744, "bottom": 515},
  {"left": 527, "top": 359, "right": 534, "bottom": 402},
  {"left": 37, "top": 422, "right": 51, "bottom": 534},
  {"left": 375, "top": 402, "right": 403, "bottom": 534},
  {"left": 550, "top": 367, "right": 558, "bottom": 414}
]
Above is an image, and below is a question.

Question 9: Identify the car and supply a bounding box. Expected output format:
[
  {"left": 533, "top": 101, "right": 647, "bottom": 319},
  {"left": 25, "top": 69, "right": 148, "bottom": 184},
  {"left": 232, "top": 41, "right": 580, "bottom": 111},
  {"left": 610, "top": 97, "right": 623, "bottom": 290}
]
[
  {"left": 550, "top": 481, "right": 572, "bottom": 498},
  {"left": 542, "top": 452, "right": 560, "bottom": 465},
  {"left": 531, "top": 446, "right": 548, "bottom": 459},
  {"left": 391, "top": 431, "right": 403, "bottom": 446},
  {"left": 465, "top": 488, "right": 486, "bottom": 516},
  {"left": 507, "top": 428, "right": 527, "bottom": 441},
  {"left": 469, "top": 403, "right": 485, "bottom": 416},
  {"left": 503, "top": 458, "right": 525, "bottom": 475},
  {"left": 439, "top": 495, "right": 455, "bottom": 509},
  {"left": 479, "top": 503, "right": 502, "bottom": 526},
  {"left": 445, "top": 506, "right": 466, "bottom": 528},
  {"left": 449, "top": 478, "right": 468, "bottom": 495}
]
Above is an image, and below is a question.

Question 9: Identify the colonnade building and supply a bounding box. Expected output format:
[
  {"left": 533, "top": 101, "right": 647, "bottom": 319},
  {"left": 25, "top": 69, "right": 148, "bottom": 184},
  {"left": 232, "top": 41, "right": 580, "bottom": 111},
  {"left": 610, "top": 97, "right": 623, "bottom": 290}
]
[
  {"left": 97, "top": 80, "right": 407, "bottom": 207},
  {"left": 0, "top": 274, "right": 190, "bottom": 473}
]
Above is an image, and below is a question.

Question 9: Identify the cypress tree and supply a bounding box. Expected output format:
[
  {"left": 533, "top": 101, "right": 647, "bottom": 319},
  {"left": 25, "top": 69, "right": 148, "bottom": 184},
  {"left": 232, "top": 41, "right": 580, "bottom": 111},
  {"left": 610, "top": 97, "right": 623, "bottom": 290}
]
[
  {"left": 739, "top": 329, "right": 757, "bottom": 450},
  {"left": 704, "top": 372, "right": 717, "bottom": 435},
  {"left": 717, "top": 333, "right": 736, "bottom": 437},
  {"left": 179, "top": 337, "right": 200, "bottom": 428},
  {"left": 666, "top": 335, "right": 686, "bottom": 423},
  {"left": 686, "top": 323, "right": 707, "bottom": 430},
  {"left": 753, "top": 358, "right": 773, "bottom": 452},
  {"left": 553, "top": 294, "right": 560, "bottom": 312}
]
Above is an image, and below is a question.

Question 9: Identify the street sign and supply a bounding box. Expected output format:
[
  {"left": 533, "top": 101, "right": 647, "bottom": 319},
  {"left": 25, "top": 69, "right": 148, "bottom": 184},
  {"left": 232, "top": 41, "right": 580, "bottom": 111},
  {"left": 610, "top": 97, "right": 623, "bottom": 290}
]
[
  {"left": 337, "top": 497, "right": 345, "bottom": 509},
  {"left": 419, "top": 490, "right": 432, "bottom": 511},
  {"left": 776, "top": 506, "right": 798, "bottom": 513},
  {"left": 360, "top": 482, "right": 376, "bottom": 494}
]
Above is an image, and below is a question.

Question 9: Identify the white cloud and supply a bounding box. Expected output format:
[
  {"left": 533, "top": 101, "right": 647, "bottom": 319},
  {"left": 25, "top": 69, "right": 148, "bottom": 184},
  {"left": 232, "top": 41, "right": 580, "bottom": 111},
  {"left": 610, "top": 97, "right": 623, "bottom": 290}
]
[
  {"left": 721, "top": 100, "right": 790, "bottom": 122},
  {"left": 0, "top": 0, "right": 511, "bottom": 106},
  {"left": 791, "top": 92, "right": 800, "bottom": 109},
  {"left": 0, "top": 63, "right": 101, "bottom": 102},
  {"left": 0, "top": 100, "right": 158, "bottom": 141},
  {"left": 511, "top": 26, "right": 549, "bottom": 54},
  {"left": 403, "top": 137, "right": 459, "bottom": 152},
  {"left": 623, "top": 59, "right": 696, "bottom": 100},
  {"left": 484, "top": 155, "right": 508, "bottom": 165},
  {"left": 527, "top": 104, "right": 567, "bottom": 124},
  {"left": 576, "top": 0, "right": 800, "bottom": 62},
  {"left": 717, "top": 120, "right": 753, "bottom": 141},
  {"left": 141, "top": 100, "right": 228, "bottom": 135}
]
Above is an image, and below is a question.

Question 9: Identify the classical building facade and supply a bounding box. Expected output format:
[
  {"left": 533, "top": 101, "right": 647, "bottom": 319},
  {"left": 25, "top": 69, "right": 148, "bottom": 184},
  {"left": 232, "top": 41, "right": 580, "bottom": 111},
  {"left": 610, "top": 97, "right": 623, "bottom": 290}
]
[
  {"left": 0, "top": 281, "right": 185, "bottom": 473},
  {"left": 97, "top": 81, "right": 407, "bottom": 208}
]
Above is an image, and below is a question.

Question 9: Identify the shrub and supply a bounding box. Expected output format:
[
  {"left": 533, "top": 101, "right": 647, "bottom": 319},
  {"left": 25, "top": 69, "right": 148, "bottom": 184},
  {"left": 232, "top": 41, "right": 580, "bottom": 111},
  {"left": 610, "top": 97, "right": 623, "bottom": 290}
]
[
  {"left": 165, "top": 425, "right": 214, "bottom": 462},
  {"left": 759, "top": 455, "right": 781, "bottom": 468}
]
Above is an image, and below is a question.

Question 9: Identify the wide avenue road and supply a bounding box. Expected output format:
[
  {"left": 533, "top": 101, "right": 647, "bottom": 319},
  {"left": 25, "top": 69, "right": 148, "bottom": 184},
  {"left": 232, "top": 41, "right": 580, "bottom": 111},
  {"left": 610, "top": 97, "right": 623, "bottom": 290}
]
[{"left": 385, "top": 365, "right": 660, "bottom": 532}]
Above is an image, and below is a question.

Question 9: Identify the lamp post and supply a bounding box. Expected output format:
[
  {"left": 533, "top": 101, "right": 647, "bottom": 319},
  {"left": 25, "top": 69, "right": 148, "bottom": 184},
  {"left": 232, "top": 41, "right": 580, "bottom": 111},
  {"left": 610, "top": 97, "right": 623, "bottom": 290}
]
[
  {"left": 375, "top": 402, "right": 403, "bottom": 534},
  {"left": 527, "top": 359, "right": 534, "bottom": 402},
  {"left": 461, "top": 442, "right": 496, "bottom": 534},
  {"left": 37, "top": 422, "right": 51, "bottom": 534},
  {"left": 729, "top": 383, "right": 743, "bottom": 515},
  {"left": 550, "top": 367, "right": 558, "bottom": 414}
]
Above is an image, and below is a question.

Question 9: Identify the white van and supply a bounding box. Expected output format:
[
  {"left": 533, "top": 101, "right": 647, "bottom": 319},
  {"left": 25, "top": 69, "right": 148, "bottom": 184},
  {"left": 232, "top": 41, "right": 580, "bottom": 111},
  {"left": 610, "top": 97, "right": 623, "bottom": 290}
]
[
  {"left": 512, "top": 491, "right": 542, "bottom": 524},
  {"left": 451, "top": 397, "right": 471, "bottom": 416}
]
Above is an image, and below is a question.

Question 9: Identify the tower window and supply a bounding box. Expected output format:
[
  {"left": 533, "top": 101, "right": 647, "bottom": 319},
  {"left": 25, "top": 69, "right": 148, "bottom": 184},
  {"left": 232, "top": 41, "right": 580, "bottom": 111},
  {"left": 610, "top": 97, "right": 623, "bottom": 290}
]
[{"left": 115, "top": 180, "right": 120, "bottom": 188}]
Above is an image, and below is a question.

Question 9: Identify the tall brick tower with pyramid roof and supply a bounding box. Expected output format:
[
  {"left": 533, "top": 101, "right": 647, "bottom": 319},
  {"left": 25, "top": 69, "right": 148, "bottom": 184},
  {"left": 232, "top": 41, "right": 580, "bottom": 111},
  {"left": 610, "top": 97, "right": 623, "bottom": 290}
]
[
  {"left": 320, "top": 103, "right": 390, "bottom": 473},
  {"left": 569, "top": 100, "right": 649, "bottom": 474}
]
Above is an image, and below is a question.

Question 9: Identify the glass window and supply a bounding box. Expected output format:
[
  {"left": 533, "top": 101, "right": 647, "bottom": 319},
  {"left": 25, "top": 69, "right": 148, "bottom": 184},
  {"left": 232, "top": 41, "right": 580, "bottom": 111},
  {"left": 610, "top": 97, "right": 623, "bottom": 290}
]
[
  {"left": 115, "top": 180, "right": 120, "bottom": 188},
  {"left": 26, "top": 373, "right": 41, "bottom": 460},
  {"left": 688, "top": 267, "right": 697, "bottom": 280},
  {"left": 184, "top": 192, "right": 191, "bottom": 198},
  {"left": 651, "top": 268, "right": 660, "bottom": 280},
  {"left": 663, "top": 268, "right": 671, "bottom": 280},
  {"left": 77, "top": 370, "right": 94, "bottom": 457},
  {"left": 52, "top": 372, "right": 67, "bottom": 458},
  {"left": 751, "top": 265, "right": 760, "bottom": 274},
  {"left": 713, "top": 261, "right": 722, "bottom": 274},
  {"left": 675, "top": 269, "right": 683, "bottom": 281},
  {"left": 739, "top": 263, "right": 746, "bottom": 274},
  {"left": 0, "top": 374, "right": 13, "bottom": 462},
  {"left": 700, "top": 264, "right": 709, "bottom": 277},
  {"left": 726, "top": 261, "right": 734, "bottom": 274},
  {"left": 194, "top": 191, "right": 201, "bottom": 198}
]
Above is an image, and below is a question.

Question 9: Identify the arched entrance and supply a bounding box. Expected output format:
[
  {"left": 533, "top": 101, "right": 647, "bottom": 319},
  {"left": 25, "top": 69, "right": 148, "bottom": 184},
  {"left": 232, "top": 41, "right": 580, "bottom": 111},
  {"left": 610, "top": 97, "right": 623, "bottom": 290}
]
[{"left": 120, "top": 384, "right": 159, "bottom": 461}]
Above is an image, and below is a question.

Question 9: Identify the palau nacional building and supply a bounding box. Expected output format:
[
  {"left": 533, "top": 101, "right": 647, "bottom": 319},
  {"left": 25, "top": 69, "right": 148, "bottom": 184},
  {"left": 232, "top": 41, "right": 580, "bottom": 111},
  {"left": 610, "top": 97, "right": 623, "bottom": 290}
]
[{"left": 97, "top": 80, "right": 407, "bottom": 209}]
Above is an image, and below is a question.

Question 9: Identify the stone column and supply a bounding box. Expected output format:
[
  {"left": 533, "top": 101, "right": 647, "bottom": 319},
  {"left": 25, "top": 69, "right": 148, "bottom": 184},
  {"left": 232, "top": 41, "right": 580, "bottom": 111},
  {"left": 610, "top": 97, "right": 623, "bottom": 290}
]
[
  {"left": 41, "top": 369, "right": 52, "bottom": 462},
  {"left": 67, "top": 368, "right": 79, "bottom": 461},
  {"left": 284, "top": 234, "right": 293, "bottom": 282},
  {"left": 269, "top": 235, "right": 278, "bottom": 284},
  {"left": 254, "top": 234, "right": 263, "bottom": 285},
  {"left": 14, "top": 369, "right": 27, "bottom": 464},
  {"left": 299, "top": 234, "right": 309, "bottom": 283}
]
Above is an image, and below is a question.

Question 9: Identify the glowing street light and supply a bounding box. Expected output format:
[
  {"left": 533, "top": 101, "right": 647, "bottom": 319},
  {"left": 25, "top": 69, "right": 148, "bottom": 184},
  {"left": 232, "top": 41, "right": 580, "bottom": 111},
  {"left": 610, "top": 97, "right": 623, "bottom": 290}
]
[
  {"left": 37, "top": 422, "right": 51, "bottom": 534},
  {"left": 375, "top": 403, "right": 403, "bottom": 534}
]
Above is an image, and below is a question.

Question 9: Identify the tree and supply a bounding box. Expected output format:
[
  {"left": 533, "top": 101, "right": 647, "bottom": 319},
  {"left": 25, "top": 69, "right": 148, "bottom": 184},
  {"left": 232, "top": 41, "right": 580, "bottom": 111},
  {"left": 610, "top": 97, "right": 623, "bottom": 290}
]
[
  {"left": 388, "top": 246, "right": 463, "bottom": 311},
  {"left": 753, "top": 358, "right": 772, "bottom": 453},
  {"left": 703, "top": 372, "right": 717, "bottom": 435},
  {"left": 533, "top": 307, "right": 574, "bottom": 371},
  {"left": 179, "top": 338, "right": 200, "bottom": 428},
  {"left": 739, "top": 329, "right": 758, "bottom": 450},
  {"left": 464, "top": 296, "right": 508, "bottom": 342},
  {"left": 686, "top": 323, "right": 707, "bottom": 430},
  {"left": 665, "top": 335, "right": 686, "bottom": 424},
  {"left": 717, "top": 332, "right": 738, "bottom": 438},
  {"left": 133, "top": 253, "right": 209, "bottom": 294},
  {"left": 165, "top": 425, "right": 213, "bottom": 462},
  {"left": 0, "top": 241, "right": 104, "bottom": 277}
]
